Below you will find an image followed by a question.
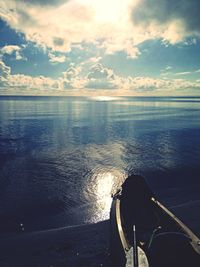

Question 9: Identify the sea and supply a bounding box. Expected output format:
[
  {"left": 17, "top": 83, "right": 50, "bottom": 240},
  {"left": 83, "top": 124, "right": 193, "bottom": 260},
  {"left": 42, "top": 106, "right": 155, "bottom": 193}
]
[{"left": 0, "top": 96, "right": 200, "bottom": 265}]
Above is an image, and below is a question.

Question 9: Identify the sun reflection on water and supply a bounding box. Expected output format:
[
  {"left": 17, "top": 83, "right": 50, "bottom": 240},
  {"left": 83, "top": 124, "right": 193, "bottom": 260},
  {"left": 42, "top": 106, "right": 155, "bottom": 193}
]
[
  {"left": 96, "top": 172, "right": 114, "bottom": 218},
  {"left": 89, "top": 96, "right": 122, "bottom": 101},
  {"left": 88, "top": 169, "right": 125, "bottom": 223}
]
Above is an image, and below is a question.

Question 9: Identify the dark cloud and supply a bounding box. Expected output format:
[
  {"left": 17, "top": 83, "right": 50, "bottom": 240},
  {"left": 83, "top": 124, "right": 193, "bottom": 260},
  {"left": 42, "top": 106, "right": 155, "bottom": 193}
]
[
  {"left": 53, "top": 37, "right": 65, "bottom": 47},
  {"left": 17, "top": 9, "right": 38, "bottom": 26},
  {"left": 15, "top": 0, "right": 68, "bottom": 6},
  {"left": 132, "top": 0, "right": 200, "bottom": 34},
  {"left": 62, "top": 80, "right": 74, "bottom": 89}
]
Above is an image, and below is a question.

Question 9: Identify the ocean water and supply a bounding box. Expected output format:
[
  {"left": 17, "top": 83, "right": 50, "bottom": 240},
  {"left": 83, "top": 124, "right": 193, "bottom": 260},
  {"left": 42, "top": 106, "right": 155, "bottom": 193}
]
[{"left": 0, "top": 96, "right": 200, "bottom": 235}]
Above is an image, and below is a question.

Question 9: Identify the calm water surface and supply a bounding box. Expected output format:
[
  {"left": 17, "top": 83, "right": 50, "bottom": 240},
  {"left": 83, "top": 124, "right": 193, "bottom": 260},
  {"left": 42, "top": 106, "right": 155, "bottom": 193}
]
[{"left": 0, "top": 96, "right": 200, "bottom": 234}]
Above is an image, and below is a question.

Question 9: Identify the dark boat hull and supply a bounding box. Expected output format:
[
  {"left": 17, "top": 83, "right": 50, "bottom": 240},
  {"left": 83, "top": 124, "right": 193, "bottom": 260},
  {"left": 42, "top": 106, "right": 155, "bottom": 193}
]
[{"left": 110, "top": 178, "right": 200, "bottom": 267}]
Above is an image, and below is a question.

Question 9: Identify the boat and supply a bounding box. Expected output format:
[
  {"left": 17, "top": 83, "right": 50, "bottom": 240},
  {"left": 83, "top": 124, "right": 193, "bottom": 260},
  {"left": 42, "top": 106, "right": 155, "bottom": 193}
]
[{"left": 110, "top": 175, "right": 200, "bottom": 267}]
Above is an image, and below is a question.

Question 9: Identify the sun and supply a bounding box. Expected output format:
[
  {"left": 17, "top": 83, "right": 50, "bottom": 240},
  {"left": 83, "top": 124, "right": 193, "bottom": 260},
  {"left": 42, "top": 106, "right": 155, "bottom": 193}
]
[
  {"left": 79, "top": 0, "right": 132, "bottom": 24},
  {"left": 93, "top": 0, "right": 128, "bottom": 23}
]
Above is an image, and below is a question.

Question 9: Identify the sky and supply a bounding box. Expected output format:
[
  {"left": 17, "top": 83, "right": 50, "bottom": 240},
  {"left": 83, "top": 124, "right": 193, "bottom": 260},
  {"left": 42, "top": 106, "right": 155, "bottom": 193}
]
[{"left": 0, "top": 0, "right": 200, "bottom": 96}]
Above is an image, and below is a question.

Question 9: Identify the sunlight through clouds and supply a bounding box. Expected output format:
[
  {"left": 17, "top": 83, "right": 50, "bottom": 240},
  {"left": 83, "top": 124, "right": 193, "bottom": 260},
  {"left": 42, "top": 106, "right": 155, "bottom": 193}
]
[
  {"left": 0, "top": 0, "right": 200, "bottom": 95},
  {"left": 0, "top": 0, "right": 138, "bottom": 55},
  {"left": 79, "top": 0, "right": 132, "bottom": 23}
]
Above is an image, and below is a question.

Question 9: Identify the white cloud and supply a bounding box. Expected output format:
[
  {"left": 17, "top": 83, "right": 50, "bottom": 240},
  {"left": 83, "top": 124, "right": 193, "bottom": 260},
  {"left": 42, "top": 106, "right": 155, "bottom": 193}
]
[
  {"left": 0, "top": 58, "right": 60, "bottom": 92},
  {"left": 0, "top": 0, "right": 142, "bottom": 59},
  {"left": 166, "top": 66, "right": 172, "bottom": 70},
  {"left": 7, "top": 74, "right": 60, "bottom": 92},
  {"left": 48, "top": 52, "right": 67, "bottom": 64},
  {"left": 0, "top": 0, "right": 199, "bottom": 66},
  {"left": 63, "top": 66, "right": 82, "bottom": 81},
  {"left": 87, "top": 56, "right": 102, "bottom": 63},
  {"left": 175, "top": 71, "right": 192, "bottom": 76},
  {"left": 59, "top": 63, "right": 200, "bottom": 95},
  {"left": 61, "top": 65, "right": 85, "bottom": 90},
  {"left": 0, "top": 60, "right": 11, "bottom": 88},
  {"left": 122, "top": 76, "right": 200, "bottom": 95},
  {"left": 160, "top": 66, "right": 173, "bottom": 76},
  {"left": 0, "top": 60, "right": 11, "bottom": 78},
  {"left": 59, "top": 63, "right": 118, "bottom": 90},
  {"left": 100, "top": 39, "right": 141, "bottom": 58},
  {"left": 87, "top": 64, "right": 112, "bottom": 80},
  {"left": 85, "top": 63, "right": 118, "bottom": 89},
  {"left": 0, "top": 0, "right": 95, "bottom": 52},
  {"left": 15, "top": 52, "right": 23, "bottom": 60},
  {"left": 1, "top": 45, "right": 20, "bottom": 55},
  {"left": 0, "top": 45, "right": 25, "bottom": 60},
  {"left": 1, "top": 58, "right": 200, "bottom": 95},
  {"left": 162, "top": 67, "right": 200, "bottom": 77}
]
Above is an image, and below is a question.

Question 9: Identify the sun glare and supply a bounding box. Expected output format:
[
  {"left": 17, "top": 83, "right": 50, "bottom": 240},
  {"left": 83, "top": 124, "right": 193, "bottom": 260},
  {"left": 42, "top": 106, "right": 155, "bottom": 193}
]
[
  {"left": 88, "top": 169, "right": 125, "bottom": 222},
  {"left": 94, "top": 0, "right": 126, "bottom": 23},
  {"left": 90, "top": 96, "right": 122, "bottom": 101},
  {"left": 95, "top": 172, "right": 115, "bottom": 220},
  {"left": 80, "top": 0, "right": 131, "bottom": 23}
]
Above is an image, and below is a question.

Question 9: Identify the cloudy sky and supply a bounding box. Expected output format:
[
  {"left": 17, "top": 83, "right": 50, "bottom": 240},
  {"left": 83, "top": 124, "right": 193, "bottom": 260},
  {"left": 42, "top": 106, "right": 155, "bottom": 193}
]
[{"left": 0, "top": 0, "right": 200, "bottom": 96}]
